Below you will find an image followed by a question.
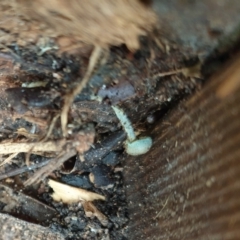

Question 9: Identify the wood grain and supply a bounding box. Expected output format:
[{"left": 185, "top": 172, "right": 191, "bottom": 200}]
[{"left": 124, "top": 53, "right": 240, "bottom": 239}]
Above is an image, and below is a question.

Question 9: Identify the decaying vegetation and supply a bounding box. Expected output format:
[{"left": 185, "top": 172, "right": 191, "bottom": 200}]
[{"left": 0, "top": 0, "right": 239, "bottom": 239}]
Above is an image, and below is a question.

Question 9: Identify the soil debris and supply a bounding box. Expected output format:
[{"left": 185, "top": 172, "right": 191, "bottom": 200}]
[{"left": 0, "top": 2, "right": 205, "bottom": 239}]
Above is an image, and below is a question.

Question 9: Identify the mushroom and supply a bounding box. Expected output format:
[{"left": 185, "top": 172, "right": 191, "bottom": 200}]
[{"left": 112, "top": 106, "right": 152, "bottom": 156}]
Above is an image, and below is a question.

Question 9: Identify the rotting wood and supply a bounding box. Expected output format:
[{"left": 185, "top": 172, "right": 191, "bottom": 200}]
[
  {"left": 24, "top": 129, "right": 95, "bottom": 185},
  {"left": 124, "top": 51, "right": 240, "bottom": 239}
]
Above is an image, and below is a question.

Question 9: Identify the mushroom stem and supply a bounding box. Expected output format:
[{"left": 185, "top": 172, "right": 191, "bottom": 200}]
[
  {"left": 112, "top": 106, "right": 136, "bottom": 142},
  {"left": 112, "top": 105, "right": 153, "bottom": 156}
]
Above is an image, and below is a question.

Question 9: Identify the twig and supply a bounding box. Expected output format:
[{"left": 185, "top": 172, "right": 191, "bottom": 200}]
[
  {"left": 154, "top": 195, "right": 170, "bottom": 219},
  {"left": 41, "top": 113, "right": 60, "bottom": 142},
  {"left": 153, "top": 69, "right": 183, "bottom": 79},
  {"left": 25, "top": 114, "right": 61, "bottom": 166},
  {"left": 0, "top": 139, "right": 67, "bottom": 154},
  {"left": 0, "top": 43, "right": 20, "bottom": 60},
  {"left": 24, "top": 149, "right": 76, "bottom": 186},
  {"left": 23, "top": 116, "right": 48, "bottom": 127},
  {"left": 0, "top": 152, "right": 18, "bottom": 167},
  {"left": 0, "top": 131, "right": 122, "bottom": 183},
  {"left": 61, "top": 46, "right": 102, "bottom": 136},
  {"left": 0, "top": 158, "right": 50, "bottom": 181}
]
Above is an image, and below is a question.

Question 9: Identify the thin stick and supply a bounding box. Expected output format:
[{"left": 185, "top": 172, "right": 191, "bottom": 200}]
[
  {"left": 25, "top": 114, "right": 60, "bottom": 166},
  {"left": 24, "top": 149, "right": 76, "bottom": 186},
  {"left": 0, "top": 158, "right": 50, "bottom": 181},
  {"left": 41, "top": 113, "right": 60, "bottom": 142},
  {"left": 154, "top": 195, "right": 170, "bottom": 219},
  {"left": 0, "top": 43, "right": 20, "bottom": 60},
  {"left": 0, "top": 152, "right": 18, "bottom": 167},
  {"left": 153, "top": 69, "right": 183, "bottom": 79},
  {"left": 61, "top": 46, "right": 102, "bottom": 136},
  {"left": 0, "top": 140, "right": 67, "bottom": 154}
]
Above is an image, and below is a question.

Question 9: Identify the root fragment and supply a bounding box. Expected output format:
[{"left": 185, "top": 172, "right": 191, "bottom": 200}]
[
  {"left": 83, "top": 201, "right": 108, "bottom": 226},
  {"left": 0, "top": 140, "right": 67, "bottom": 154},
  {"left": 0, "top": 159, "right": 50, "bottom": 181},
  {"left": 24, "top": 149, "right": 76, "bottom": 186},
  {"left": 61, "top": 46, "right": 102, "bottom": 136},
  {"left": 0, "top": 153, "right": 18, "bottom": 167}
]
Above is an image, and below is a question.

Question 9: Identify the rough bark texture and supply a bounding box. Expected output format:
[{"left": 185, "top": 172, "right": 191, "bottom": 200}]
[{"left": 124, "top": 52, "right": 240, "bottom": 239}]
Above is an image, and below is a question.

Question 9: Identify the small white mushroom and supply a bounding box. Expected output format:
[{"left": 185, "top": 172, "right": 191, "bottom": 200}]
[
  {"left": 112, "top": 106, "right": 152, "bottom": 156},
  {"left": 125, "top": 137, "right": 152, "bottom": 156}
]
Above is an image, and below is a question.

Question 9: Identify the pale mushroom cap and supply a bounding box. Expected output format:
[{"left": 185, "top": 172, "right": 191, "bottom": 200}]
[{"left": 125, "top": 137, "right": 152, "bottom": 156}]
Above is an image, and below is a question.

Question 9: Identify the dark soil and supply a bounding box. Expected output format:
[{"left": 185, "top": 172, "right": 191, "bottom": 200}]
[
  {"left": 0, "top": 36, "right": 202, "bottom": 240},
  {"left": 0, "top": 1, "right": 240, "bottom": 239}
]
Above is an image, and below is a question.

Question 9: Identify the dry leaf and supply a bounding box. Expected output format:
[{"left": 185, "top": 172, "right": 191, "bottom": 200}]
[{"left": 48, "top": 179, "right": 106, "bottom": 203}]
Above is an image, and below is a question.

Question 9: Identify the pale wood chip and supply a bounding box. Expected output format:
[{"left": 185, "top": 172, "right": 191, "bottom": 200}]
[
  {"left": 48, "top": 179, "right": 106, "bottom": 203},
  {"left": 0, "top": 139, "right": 67, "bottom": 154}
]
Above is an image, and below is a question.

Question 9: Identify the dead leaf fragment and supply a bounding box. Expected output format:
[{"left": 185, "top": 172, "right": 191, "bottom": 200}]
[
  {"left": 48, "top": 179, "right": 106, "bottom": 203},
  {"left": 83, "top": 201, "right": 108, "bottom": 226}
]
